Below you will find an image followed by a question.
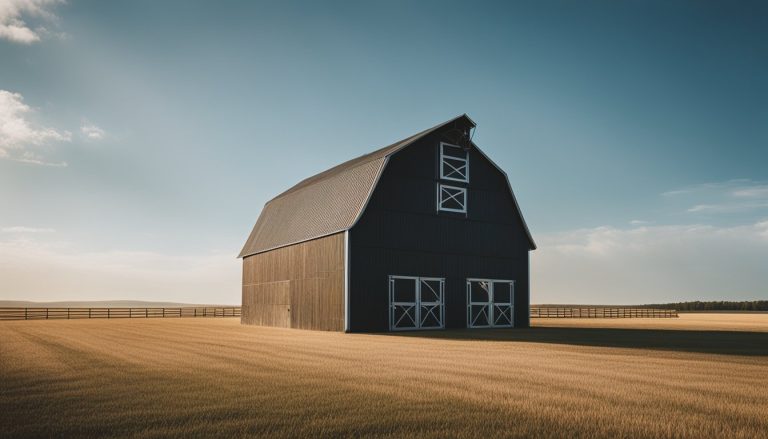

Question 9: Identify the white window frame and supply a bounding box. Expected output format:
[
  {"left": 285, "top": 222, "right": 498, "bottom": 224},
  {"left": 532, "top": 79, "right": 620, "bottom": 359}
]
[
  {"left": 440, "top": 142, "right": 469, "bottom": 183},
  {"left": 389, "top": 275, "right": 445, "bottom": 331},
  {"left": 437, "top": 184, "right": 467, "bottom": 214},
  {"left": 466, "top": 278, "right": 515, "bottom": 328}
]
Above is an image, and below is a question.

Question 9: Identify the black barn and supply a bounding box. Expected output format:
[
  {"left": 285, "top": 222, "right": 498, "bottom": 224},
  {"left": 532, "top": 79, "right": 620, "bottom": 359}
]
[{"left": 239, "top": 115, "right": 536, "bottom": 332}]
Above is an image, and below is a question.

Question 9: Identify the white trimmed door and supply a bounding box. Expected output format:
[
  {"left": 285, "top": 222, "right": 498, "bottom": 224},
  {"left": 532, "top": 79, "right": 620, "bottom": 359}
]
[
  {"left": 389, "top": 276, "right": 445, "bottom": 331},
  {"left": 467, "top": 279, "right": 514, "bottom": 328}
]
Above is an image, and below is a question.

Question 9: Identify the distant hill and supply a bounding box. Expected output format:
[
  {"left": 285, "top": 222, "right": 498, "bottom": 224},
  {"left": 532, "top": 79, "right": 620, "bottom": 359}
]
[{"left": 0, "top": 300, "right": 237, "bottom": 308}]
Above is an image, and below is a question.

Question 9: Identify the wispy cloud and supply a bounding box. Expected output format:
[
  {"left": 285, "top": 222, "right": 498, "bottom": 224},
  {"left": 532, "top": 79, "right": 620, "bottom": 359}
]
[
  {"left": 732, "top": 186, "right": 768, "bottom": 199},
  {"left": 80, "top": 121, "right": 105, "bottom": 140},
  {"left": 13, "top": 150, "right": 67, "bottom": 167},
  {"left": 0, "top": 0, "right": 63, "bottom": 44},
  {"left": 759, "top": 221, "right": 768, "bottom": 239},
  {"left": 661, "top": 179, "right": 753, "bottom": 197},
  {"left": 2, "top": 226, "right": 55, "bottom": 233},
  {"left": 663, "top": 179, "right": 768, "bottom": 215},
  {"left": 0, "top": 89, "right": 70, "bottom": 166},
  {"left": 532, "top": 180, "right": 768, "bottom": 303},
  {"left": 687, "top": 203, "right": 768, "bottom": 213},
  {"left": 532, "top": 220, "right": 768, "bottom": 304}
]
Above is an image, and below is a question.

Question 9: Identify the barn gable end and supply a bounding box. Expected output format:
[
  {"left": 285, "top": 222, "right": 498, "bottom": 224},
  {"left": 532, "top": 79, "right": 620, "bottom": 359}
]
[{"left": 348, "top": 127, "right": 533, "bottom": 331}]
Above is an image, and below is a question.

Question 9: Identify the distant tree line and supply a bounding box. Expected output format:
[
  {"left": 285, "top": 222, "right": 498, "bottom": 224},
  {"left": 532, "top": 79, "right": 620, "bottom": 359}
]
[{"left": 645, "top": 301, "right": 768, "bottom": 311}]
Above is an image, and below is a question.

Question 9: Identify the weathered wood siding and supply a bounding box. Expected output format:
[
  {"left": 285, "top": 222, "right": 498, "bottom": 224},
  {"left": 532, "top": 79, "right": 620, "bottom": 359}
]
[{"left": 242, "top": 232, "right": 344, "bottom": 331}]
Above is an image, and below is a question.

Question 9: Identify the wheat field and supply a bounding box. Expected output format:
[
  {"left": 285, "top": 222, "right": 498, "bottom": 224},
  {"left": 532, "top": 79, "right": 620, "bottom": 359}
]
[{"left": 1, "top": 314, "right": 767, "bottom": 438}]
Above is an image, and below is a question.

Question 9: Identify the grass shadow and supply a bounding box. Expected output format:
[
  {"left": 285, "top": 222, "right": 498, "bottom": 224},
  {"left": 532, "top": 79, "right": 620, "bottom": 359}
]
[{"left": 388, "top": 327, "right": 768, "bottom": 356}]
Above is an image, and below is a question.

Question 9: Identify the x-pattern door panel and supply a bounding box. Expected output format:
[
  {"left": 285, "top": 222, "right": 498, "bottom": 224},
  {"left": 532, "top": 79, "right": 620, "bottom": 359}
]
[
  {"left": 467, "top": 279, "right": 514, "bottom": 328},
  {"left": 491, "top": 281, "right": 513, "bottom": 326},
  {"left": 419, "top": 278, "right": 444, "bottom": 329},
  {"left": 390, "top": 277, "right": 418, "bottom": 330},
  {"left": 468, "top": 280, "right": 491, "bottom": 327},
  {"left": 389, "top": 276, "right": 445, "bottom": 331}
]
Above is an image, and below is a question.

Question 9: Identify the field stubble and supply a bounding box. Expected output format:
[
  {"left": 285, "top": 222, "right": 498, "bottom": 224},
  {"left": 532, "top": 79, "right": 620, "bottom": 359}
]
[{"left": 1, "top": 314, "right": 766, "bottom": 438}]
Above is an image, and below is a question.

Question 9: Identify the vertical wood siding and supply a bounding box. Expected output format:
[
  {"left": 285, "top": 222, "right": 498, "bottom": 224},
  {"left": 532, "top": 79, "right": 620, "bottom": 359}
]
[
  {"left": 242, "top": 232, "right": 344, "bottom": 331},
  {"left": 349, "top": 131, "right": 532, "bottom": 332}
]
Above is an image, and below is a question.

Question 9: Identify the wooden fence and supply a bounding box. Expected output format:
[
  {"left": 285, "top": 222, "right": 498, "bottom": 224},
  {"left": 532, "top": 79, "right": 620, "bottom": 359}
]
[
  {"left": 530, "top": 307, "right": 677, "bottom": 318},
  {"left": 0, "top": 307, "right": 241, "bottom": 321},
  {"left": 0, "top": 306, "right": 676, "bottom": 321}
]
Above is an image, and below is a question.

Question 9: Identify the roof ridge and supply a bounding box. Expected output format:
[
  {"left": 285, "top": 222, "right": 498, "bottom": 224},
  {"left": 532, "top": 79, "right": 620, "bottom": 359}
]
[
  {"left": 264, "top": 156, "right": 385, "bottom": 206},
  {"left": 268, "top": 114, "right": 470, "bottom": 202},
  {"left": 239, "top": 114, "right": 480, "bottom": 258}
]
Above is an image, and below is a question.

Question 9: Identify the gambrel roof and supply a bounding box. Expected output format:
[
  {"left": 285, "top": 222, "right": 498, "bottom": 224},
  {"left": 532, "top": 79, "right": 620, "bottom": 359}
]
[{"left": 239, "top": 115, "right": 535, "bottom": 258}]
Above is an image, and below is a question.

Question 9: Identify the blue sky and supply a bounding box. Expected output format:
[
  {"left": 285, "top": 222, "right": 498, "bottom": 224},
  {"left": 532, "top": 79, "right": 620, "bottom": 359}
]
[{"left": 1, "top": 0, "right": 766, "bottom": 304}]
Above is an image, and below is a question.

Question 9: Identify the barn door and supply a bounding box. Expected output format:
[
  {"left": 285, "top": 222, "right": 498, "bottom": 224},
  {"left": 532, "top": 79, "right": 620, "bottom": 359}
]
[
  {"left": 491, "top": 281, "right": 514, "bottom": 327},
  {"left": 419, "top": 278, "right": 444, "bottom": 329},
  {"left": 389, "top": 276, "right": 444, "bottom": 331},
  {"left": 467, "top": 279, "right": 514, "bottom": 328}
]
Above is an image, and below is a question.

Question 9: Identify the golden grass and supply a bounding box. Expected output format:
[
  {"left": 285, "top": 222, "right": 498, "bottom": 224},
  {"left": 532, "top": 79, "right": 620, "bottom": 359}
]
[{"left": 1, "top": 315, "right": 767, "bottom": 438}]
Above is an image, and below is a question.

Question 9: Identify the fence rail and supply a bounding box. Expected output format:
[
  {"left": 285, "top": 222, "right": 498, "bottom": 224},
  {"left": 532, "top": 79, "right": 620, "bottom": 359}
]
[
  {"left": 0, "top": 306, "right": 676, "bottom": 321},
  {"left": 0, "top": 307, "right": 241, "bottom": 321},
  {"left": 530, "top": 307, "right": 677, "bottom": 318}
]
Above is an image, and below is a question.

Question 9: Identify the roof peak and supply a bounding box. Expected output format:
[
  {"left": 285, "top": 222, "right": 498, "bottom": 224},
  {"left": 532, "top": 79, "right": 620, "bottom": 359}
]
[
  {"left": 268, "top": 114, "right": 474, "bottom": 202},
  {"left": 237, "top": 114, "right": 521, "bottom": 259}
]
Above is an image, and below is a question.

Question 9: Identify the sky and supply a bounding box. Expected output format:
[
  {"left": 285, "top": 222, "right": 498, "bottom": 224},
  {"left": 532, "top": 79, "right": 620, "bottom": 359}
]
[{"left": 1, "top": 0, "right": 766, "bottom": 305}]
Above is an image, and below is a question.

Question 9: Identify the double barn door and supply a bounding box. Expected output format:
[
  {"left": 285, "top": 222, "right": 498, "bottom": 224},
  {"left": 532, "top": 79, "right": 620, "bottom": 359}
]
[
  {"left": 466, "top": 279, "right": 514, "bottom": 328},
  {"left": 389, "top": 276, "right": 445, "bottom": 331},
  {"left": 388, "top": 276, "right": 515, "bottom": 330}
]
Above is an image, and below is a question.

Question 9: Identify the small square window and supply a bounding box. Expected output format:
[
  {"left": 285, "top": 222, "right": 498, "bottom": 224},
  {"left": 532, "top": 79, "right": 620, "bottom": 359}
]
[
  {"left": 437, "top": 184, "right": 467, "bottom": 213},
  {"left": 440, "top": 142, "right": 469, "bottom": 182}
]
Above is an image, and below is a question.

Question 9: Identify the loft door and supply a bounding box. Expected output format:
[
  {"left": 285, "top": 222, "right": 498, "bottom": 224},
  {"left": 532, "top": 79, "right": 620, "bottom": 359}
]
[{"left": 389, "top": 276, "right": 445, "bottom": 331}]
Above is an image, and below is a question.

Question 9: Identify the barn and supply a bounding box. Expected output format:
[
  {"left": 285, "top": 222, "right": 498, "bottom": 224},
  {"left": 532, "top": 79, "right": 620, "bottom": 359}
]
[{"left": 239, "top": 114, "right": 536, "bottom": 332}]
